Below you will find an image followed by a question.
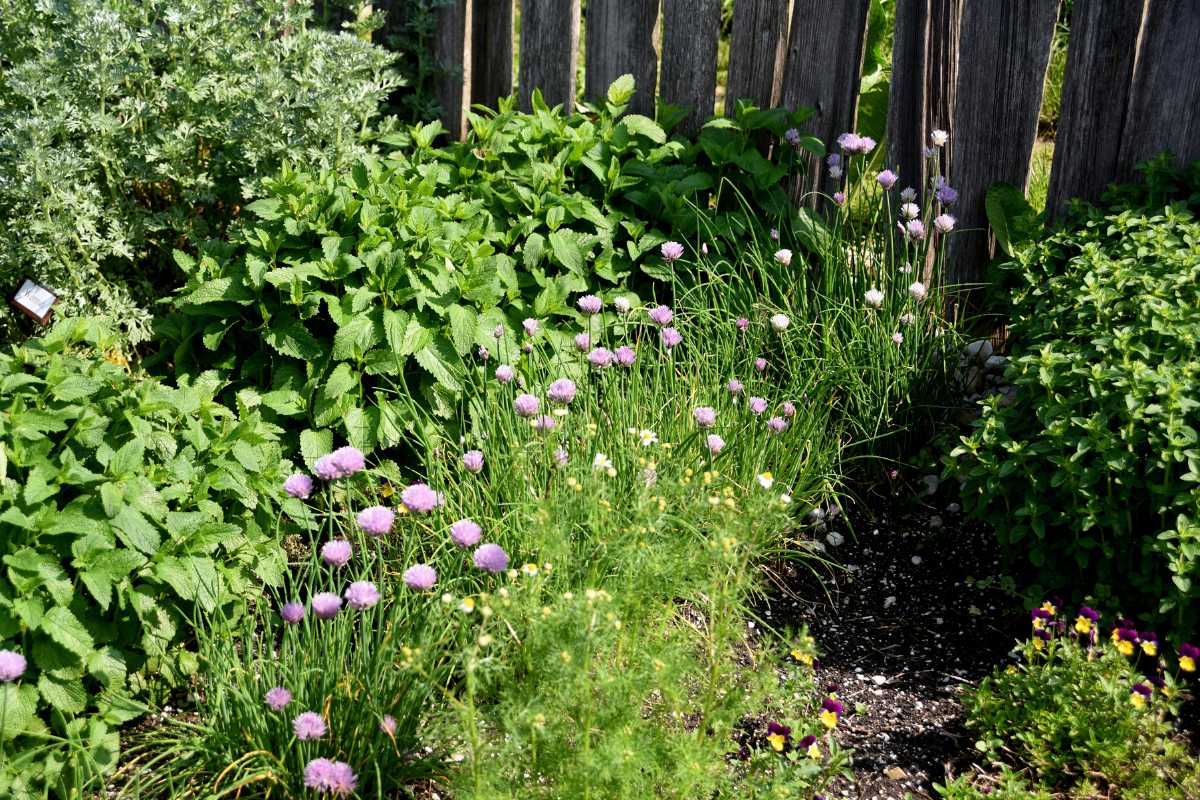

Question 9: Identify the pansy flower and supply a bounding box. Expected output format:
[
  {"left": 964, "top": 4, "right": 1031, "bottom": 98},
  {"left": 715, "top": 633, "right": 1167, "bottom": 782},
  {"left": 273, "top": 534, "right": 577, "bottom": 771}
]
[
  {"left": 1139, "top": 631, "right": 1159, "bottom": 657},
  {"left": 765, "top": 722, "right": 792, "bottom": 753},
  {"left": 819, "top": 697, "right": 843, "bottom": 729},
  {"left": 1032, "top": 627, "right": 1052, "bottom": 650},
  {"left": 1030, "top": 607, "right": 1053, "bottom": 631},
  {"left": 1179, "top": 643, "right": 1198, "bottom": 672},
  {"left": 798, "top": 734, "right": 821, "bottom": 759},
  {"left": 1112, "top": 627, "right": 1139, "bottom": 657},
  {"left": 1073, "top": 606, "right": 1099, "bottom": 636},
  {"left": 1130, "top": 682, "right": 1152, "bottom": 709}
]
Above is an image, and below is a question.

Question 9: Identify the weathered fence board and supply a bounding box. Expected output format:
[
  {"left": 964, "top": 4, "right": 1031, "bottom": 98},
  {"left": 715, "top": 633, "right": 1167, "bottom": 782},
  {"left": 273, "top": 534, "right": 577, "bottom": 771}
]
[
  {"left": 725, "top": 0, "right": 790, "bottom": 115},
  {"left": 781, "top": 0, "right": 871, "bottom": 195},
  {"left": 660, "top": 0, "right": 721, "bottom": 136},
  {"left": 584, "top": 0, "right": 659, "bottom": 116},
  {"left": 945, "top": 0, "right": 1059, "bottom": 288},
  {"left": 518, "top": 0, "right": 582, "bottom": 112},
  {"left": 886, "top": 0, "right": 960, "bottom": 199},
  {"left": 1117, "top": 0, "right": 1200, "bottom": 182},
  {"left": 471, "top": 0, "right": 514, "bottom": 111},
  {"left": 433, "top": 0, "right": 472, "bottom": 140}
]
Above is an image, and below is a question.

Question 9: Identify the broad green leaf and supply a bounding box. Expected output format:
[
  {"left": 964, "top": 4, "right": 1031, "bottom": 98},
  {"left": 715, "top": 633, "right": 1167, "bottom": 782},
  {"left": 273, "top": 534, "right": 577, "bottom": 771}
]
[
  {"left": 332, "top": 313, "right": 381, "bottom": 360},
  {"left": 264, "top": 317, "right": 324, "bottom": 361},
  {"left": 40, "top": 605, "right": 94, "bottom": 658},
  {"left": 300, "top": 429, "right": 333, "bottom": 470},
  {"left": 111, "top": 506, "right": 161, "bottom": 555},
  {"left": 51, "top": 375, "right": 101, "bottom": 403},
  {"left": 606, "top": 74, "right": 636, "bottom": 106},
  {"left": 415, "top": 336, "right": 464, "bottom": 392},
  {"left": 38, "top": 672, "right": 88, "bottom": 714},
  {"left": 446, "top": 304, "right": 478, "bottom": 356},
  {"left": 0, "top": 684, "right": 38, "bottom": 740},
  {"left": 619, "top": 114, "right": 666, "bottom": 144}
]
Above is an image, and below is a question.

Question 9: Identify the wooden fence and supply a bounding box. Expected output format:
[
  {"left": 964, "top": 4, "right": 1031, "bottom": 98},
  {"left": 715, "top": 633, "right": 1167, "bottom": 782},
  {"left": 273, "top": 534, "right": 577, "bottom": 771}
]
[{"left": 407, "top": 0, "right": 1200, "bottom": 286}]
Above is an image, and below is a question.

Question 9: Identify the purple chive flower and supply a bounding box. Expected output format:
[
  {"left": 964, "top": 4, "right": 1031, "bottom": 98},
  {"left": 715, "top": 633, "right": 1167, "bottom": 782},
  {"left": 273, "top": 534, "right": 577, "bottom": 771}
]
[
  {"left": 321, "top": 540, "right": 352, "bottom": 567},
  {"left": 356, "top": 506, "right": 395, "bottom": 537},
  {"left": 736, "top": 317, "right": 749, "bottom": 332},
  {"left": 783, "top": 128, "right": 801, "bottom": 146},
  {"left": 532, "top": 414, "right": 556, "bottom": 432},
  {"left": 380, "top": 715, "right": 398, "bottom": 736},
  {"left": 826, "top": 153, "right": 841, "bottom": 169},
  {"left": 748, "top": 397, "right": 768, "bottom": 415},
  {"left": 400, "top": 483, "right": 439, "bottom": 513},
  {"left": 660, "top": 328, "right": 682, "bottom": 348},
  {"left": 833, "top": 191, "right": 846, "bottom": 206},
  {"left": 0, "top": 650, "right": 27, "bottom": 682},
  {"left": 767, "top": 416, "right": 788, "bottom": 434},
  {"left": 574, "top": 332, "right": 590, "bottom": 352},
  {"left": 782, "top": 401, "right": 796, "bottom": 418},
  {"left": 770, "top": 228, "right": 780, "bottom": 241},
  {"left": 836, "top": 132, "right": 876, "bottom": 155},
  {"left": 774, "top": 249, "right": 792, "bottom": 267},
  {"left": 311, "top": 592, "right": 343, "bottom": 620},
  {"left": 493, "top": 324, "right": 504, "bottom": 339},
  {"left": 344, "top": 581, "right": 381, "bottom": 609},
  {"left": 451, "top": 518, "right": 483, "bottom": 548},
  {"left": 614, "top": 345, "right": 637, "bottom": 367},
  {"left": 548, "top": 378, "right": 577, "bottom": 404},
  {"left": 553, "top": 447, "right": 569, "bottom": 466},
  {"left": 283, "top": 473, "right": 314, "bottom": 499},
  {"left": 330, "top": 447, "right": 365, "bottom": 477},
  {"left": 587, "top": 347, "right": 614, "bottom": 368},
  {"left": 876, "top": 170, "right": 898, "bottom": 189},
  {"left": 522, "top": 318, "right": 540, "bottom": 337},
  {"left": 476, "top": 346, "right": 489, "bottom": 361},
  {"left": 754, "top": 358, "right": 767, "bottom": 372},
  {"left": 934, "top": 177, "right": 958, "bottom": 205},
  {"left": 304, "top": 757, "right": 357, "bottom": 796},
  {"left": 648, "top": 305, "right": 674, "bottom": 327},
  {"left": 900, "top": 186, "right": 917, "bottom": 202},
  {"left": 463, "top": 450, "right": 484, "bottom": 473},
  {"left": 280, "top": 602, "right": 305, "bottom": 624},
  {"left": 265, "top": 686, "right": 292, "bottom": 711},
  {"left": 727, "top": 378, "right": 744, "bottom": 395},
  {"left": 576, "top": 295, "right": 603, "bottom": 315},
  {"left": 692, "top": 406, "right": 717, "bottom": 428},
  {"left": 661, "top": 242, "right": 684, "bottom": 262},
  {"left": 473, "top": 543, "right": 509, "bottom": 573},
  {"left": 293, "top": 711, "right": 327, "bottom": 740},
  {"left": 402, "top": 564, "right": 437, "bottom": 591},
  {"left": 706, "top": 434, "right": 725, "bottom": 455},
  {"left": 934, "top": 213, "right": 956, "bottom": 233},
  {"left": 495, "top": 364, "right": 515, "bottom": 384},
  {"left": 900, "top": 219, "right": 926, "bottom": 241},
  {"left": 514, "top": 393, "right": 540, "bottom": 417}
]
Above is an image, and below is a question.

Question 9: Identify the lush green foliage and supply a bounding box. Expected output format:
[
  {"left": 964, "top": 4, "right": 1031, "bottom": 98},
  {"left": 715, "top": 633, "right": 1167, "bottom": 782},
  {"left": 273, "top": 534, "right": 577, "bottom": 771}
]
[
  {"left": 0, "top": 0, "right": 402, "bottom": 345},
  {"left": 950, "top": 161, "right": 1200, "bottom": 634},
  {"left": 156, "top": 78, "right": 824, "bottom": 449},
  {"left": 953, "top": 605, "right": 1199, "bottom": 799},
  {"left": 0, "top": 319, "right": 296, "bottom": 796}
]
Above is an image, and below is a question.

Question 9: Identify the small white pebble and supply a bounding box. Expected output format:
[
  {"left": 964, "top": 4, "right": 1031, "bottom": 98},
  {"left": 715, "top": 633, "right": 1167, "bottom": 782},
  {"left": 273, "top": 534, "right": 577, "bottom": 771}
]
[
  {"left": 884, "top": 596, "right": 897, "bottom": 609},
  {"left": 911, "top": 555, "right": 923, "bottom": 565}
]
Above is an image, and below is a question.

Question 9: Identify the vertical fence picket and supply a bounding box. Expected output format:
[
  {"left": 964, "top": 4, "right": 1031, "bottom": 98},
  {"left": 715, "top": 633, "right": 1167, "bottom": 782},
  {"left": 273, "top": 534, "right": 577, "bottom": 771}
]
[
  {"left": 1116, "top": 1, "right": 1200, "bottom": 182},
  {"left": 660, "top": 0, "right": 721, "bottom": 136},
  {"left": 471, "top": 0, "right": 514, "bottom": 111},
  {"left": 725, "top": 0, "right": 790, "bottom": 116},
  {"left": 518, "top": 0, "right": 582, "bottom": 111},
  {"left": 780, "top": 0, "right": 871, "bottom": 197},
  {"left": 944, "top": 0, "right": 1059, "bottom": 289},
  {"left": 584, "top": 0, "right": 659, "bottom": 116},
  {"left": 433, "top": 0, "right": 472, "bottom": 140}
]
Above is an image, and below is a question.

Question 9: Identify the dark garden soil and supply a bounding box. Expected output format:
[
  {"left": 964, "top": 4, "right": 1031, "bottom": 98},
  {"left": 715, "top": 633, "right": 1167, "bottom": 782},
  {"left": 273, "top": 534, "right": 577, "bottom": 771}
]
[{"left": 759, "top": 494, "right": 1029, "bottom": 799}]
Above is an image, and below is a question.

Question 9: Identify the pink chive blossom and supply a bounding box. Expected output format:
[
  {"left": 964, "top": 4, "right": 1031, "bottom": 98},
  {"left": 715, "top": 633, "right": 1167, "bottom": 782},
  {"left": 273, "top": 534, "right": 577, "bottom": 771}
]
[
  {"left": 774, "top": 249, "right": 792, "bottom": 267},
  {"left": 522, "top": 318, "right": 540, "bottom": 337},
  {"left": 701, "top": 242, "right": 709, "bottom": 256},
  {"left": 495, "top": 364, "right": 515, "bottom": 384},
  {"left": 748, "top": 397, "right": 768, "bottom": 415},
  {"left": 574, "top": 332, "right": 590, "bottom": 352},
  {"left": 553, "top": 447, "right": 569, "bottom": 466},
  {"left": 770, "top": 313, "right": 790, "bottom": 332},
  {"left": 614, "top": 345, "right": 637, "bottom": 367},
  {"left": 647, "top": 305, "right": 674, "bottom": 326},
  {"left": 934, "top": 213, "right": 956, "bottom": 233},
  {"left": 692, "top": 406, "right": 717, "bottom": 428},
  {"left": 661, "top": 242, "right": 684, "bottom": 262},
  {"left": 321, "top": 540, "right": 352, "bottom": 567},
  {"left": 463, "top": 450, "right": 484, "bottom": 473},
  {"left": 293, "top": 711, "right": 326, "bottom": 740},
  {"left": 613, "top": 296, "right": 632, "bottom": 314},
  {"left": 280, "top": 602, "right": 305, "bottom": 624},
  {"left": 400, "top": 482, "right": 439, "bottom": 513},
  {"left": 833, "top": 191, "right": 846, "bottom": 206},
  {"left": 901, "top": 202, "right": 921, "bottom": 220},
  {"left": 0, "top": 650, "right": 27, "bottom": 682},
  {"left": 876, "top": 170, "right": 898, "bottom": 189},
  {"left": 313, "top": 447, "right": 365, "bottom": 480},
  {"left": 836, "top": 132, "right": 876, "bottom": 155},
  {"left": 782, "top": 401, "right": 796, "bottom": 418},
  {"left": 304, "top": 758, "right": 356, "bottom": 796},
  {"left": 450, "top": 518, "right": 483, "bottom": 548},
  {"left": 865, "top": 288, "right": 885, "bottom": 308},
  {"left": 265, "top": 687, "right": 292, "bottom": 711},
  {"left": 474, "top": 543, "right": 510, "bottom": 573},
  {"left": 356, "top": 506, "right": 395, "bottom": 537},
  {"left": 900, "top": 219, "right": 926, "bottom": 241},
  {"left": 770, "top": 228, "right": 780, "bottom": 241},
  {"left": 892, "top": 332, "right": 905, "bottom": 345},
  {"left": 754, "top": 358, "right": 767, "bottom": 372},
  {"left": 660, "top": 328, "right": 683, "bottom": 348},
  {"left": 908, "top": 281, "right": 928, "bottom": 302},
  {"left": 829, "top": 165, "right": 844, "bottom": 180},
  {"left": 311, "top": 592, "right": 342, "bottom": 619},
  {"left": 727, "top": 378, "right": 744, "bottom": 395},
  {"left": 736, "top": 317, "right": 749, "bottom": 332},
  {"left": 514, "top": 393, "right": 540, "bottom": 417},
  {"left": 532, "top": 415, "right": 556, "bottom": 432},
  {"left": 900, "top": 187, "right": 917, "bottom": 202},
  {"left": 706, "top": 434, "right": 726, "bottom": 455},
  {"left": 900, "top": 312, "right": 916, "bottom": 325},
  {"left": 547, "top": 378, "right": 577, "bottom": 404},
  {"left": 344, "top": 581, "right": 381, "bottom": 609},
  {"left": 402, "top": 564, "right": 437, "bottom": 591},
  {"left": 576, "top": 295, "right": 602, "bottom": 315},
  {"left": 492, "top": 324, "right": 504, "bottom": 339},
  {"left": 522, "top": 342, "right": 533, "bottom": 354},
  {"left": 767, "top": 416, "right": 788, "bottom": 434},
  {"left": 587, "top": 347, "right": 614, "bottom": 368},
  {"left": 380, "top": 715, "right": 398, "bottom": 736},
  {"left": 283, "top": 474, "right": 313, "bottom": 499}
]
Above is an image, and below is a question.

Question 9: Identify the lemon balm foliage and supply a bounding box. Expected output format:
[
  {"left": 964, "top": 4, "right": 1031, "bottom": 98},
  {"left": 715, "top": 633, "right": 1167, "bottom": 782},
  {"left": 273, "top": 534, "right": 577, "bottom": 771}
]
[
  {"left": 0, "top": 319, "right": 296, "bottom": 796},
  {"left": 0, "top": 0, "right": 402, "bottom": 345}
]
